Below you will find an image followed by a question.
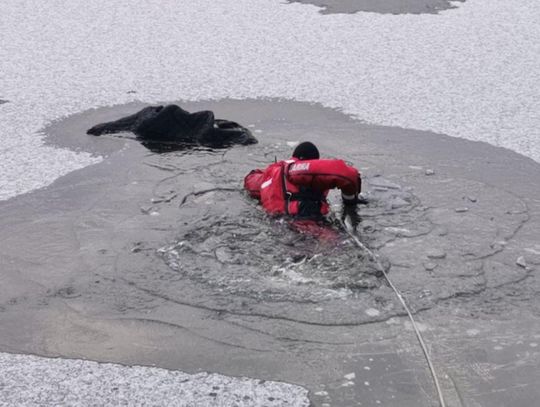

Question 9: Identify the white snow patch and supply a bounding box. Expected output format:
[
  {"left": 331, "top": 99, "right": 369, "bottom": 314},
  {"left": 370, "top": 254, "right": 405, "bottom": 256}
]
[
  {"left": 1, "top": 0, "right": 539, "bottom": 201},
  {"left": 0, "top": 352, "right": 309, "bottom": 407}
]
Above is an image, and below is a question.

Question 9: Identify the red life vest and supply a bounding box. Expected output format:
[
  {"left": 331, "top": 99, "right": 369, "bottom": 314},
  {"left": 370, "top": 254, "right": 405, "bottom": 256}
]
[{"left": 244, "top": 158, "right": 360, "bottom": 218}]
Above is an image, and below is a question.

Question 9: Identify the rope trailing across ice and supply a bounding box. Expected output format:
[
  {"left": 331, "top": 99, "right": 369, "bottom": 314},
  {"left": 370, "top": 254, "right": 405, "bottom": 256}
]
[{"left": 338, "top": 218, "right": 447, "bottom": 407}]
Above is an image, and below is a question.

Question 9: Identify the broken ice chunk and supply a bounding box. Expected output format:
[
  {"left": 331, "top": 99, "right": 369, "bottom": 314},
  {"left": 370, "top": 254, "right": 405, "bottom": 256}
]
[
  {"left": 427, "top": 249, "right": 446, "bottom": 259},
  {"left": 344, "top": 373, "right": 356, "bottom": 380},
  {"left": 516, "top": 256, "right": 527, "bottom": 268},
  {"left": 423, "top": 262, "right": 438, "bottom": 271}
]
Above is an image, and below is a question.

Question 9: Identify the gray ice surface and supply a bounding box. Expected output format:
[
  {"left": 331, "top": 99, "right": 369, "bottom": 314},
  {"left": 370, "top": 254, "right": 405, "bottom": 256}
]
[
  {"left": 286, "top": 0, "right": 465, "bottom": 14},
  {"left": 1, "top": 99, "right": 539, "bottom": 406}
]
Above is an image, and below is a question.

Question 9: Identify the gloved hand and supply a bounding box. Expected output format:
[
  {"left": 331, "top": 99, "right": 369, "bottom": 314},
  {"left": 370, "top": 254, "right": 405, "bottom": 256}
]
[
  {"left": 341, "top": 201, "right": 361, "bottom": 231},
  {"left": 356, "top": 195, "right": 369, "bottom": 205}
]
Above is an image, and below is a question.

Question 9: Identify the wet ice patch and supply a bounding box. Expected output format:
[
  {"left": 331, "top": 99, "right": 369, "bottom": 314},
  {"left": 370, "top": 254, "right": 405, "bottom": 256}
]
[
  {"left": 35, "top": 126, "right": 531, "bottom": 326},
  {"left": 404, "top": 321, "right": 428, "bottom": 332},
  {"left": 148, "top": 158, "right": 419, "bottom": 324},
  {"left": 286, "top": 0, "right": 466, "bottom": 15},
  {"left": 139, "top": 151, "right": 532, "bottom": 325}
]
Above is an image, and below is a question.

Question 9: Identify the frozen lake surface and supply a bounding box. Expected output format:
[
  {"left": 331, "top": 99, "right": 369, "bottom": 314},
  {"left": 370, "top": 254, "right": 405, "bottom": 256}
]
[
  {"left": 1, "top": 1, "right": 539, "bottom": 406},
  {"left": 1, "top": 0, "right": 539, "bottom": 201},
  {"left": 1, "top": 99, "right": 539, "bottom": 406}
]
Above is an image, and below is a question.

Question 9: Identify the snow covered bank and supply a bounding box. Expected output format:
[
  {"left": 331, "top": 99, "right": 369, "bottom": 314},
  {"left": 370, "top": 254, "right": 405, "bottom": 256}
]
[
  {"left": 0, "top": 0, "right": 538, "bottom": 198},
  {"left": 0, "top": 352, "right": 309, "bottom": 406}
]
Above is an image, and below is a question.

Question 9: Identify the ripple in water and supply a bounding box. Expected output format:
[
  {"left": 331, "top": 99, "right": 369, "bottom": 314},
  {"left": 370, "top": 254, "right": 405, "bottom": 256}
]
[
  {"left": 152, "top": 181, "right": 424, "bottom": 325},
  {"left": 160, "top": 213, "right": 384, "bottom": 303},
  {"left": 130, "top": 142, "right": 529, "bottom": 325}
]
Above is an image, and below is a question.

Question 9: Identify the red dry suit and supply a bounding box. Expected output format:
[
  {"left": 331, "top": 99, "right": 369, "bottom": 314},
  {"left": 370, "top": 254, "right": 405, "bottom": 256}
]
[{"left": 244, "top": 157, "right": 361, "bottom": 219}]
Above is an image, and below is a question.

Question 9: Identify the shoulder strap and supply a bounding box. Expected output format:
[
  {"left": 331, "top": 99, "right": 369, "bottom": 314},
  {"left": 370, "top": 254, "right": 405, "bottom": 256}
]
[{"left": 281, "top": 161, "right": 291, "bottom": 215}]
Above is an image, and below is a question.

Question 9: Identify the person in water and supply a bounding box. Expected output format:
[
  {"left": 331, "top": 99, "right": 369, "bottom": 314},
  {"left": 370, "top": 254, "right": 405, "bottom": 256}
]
[{"left": 244, "top": 141, "right": 363, "bottom": 234}]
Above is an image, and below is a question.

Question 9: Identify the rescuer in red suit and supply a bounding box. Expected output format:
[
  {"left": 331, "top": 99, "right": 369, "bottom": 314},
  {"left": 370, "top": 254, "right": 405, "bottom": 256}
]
[{"left": 244, "top": 141, "right": 362, "bottom": 234}]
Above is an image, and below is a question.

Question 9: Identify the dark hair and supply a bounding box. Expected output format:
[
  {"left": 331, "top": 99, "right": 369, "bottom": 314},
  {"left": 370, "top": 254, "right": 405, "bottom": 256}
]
[{"left": 292, "top": 141, "right": 320, "bottom": 160}]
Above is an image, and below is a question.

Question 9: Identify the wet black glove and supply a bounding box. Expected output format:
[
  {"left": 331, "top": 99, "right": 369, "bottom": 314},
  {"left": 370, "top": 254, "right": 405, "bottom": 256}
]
[
  {"left": 341, "top": 201, "right": 361, "bottom": 231},
  {"left": 342, "top": 192, "right": 368, "bottom": 206},
  {"left": 356, "top": 196, "right": 369, "bottom": 205}
]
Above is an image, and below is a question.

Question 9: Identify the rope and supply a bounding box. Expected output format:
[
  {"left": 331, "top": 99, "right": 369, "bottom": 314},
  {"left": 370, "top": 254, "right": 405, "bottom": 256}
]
[{"left": 337, "top": 217, "right": 447, "bottom": 407}]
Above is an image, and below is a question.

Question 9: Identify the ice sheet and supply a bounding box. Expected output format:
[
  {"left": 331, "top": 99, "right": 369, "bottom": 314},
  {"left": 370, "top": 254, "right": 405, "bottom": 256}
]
[{"left": 0, "top": 0, "right": 538, "bottom": 196}]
